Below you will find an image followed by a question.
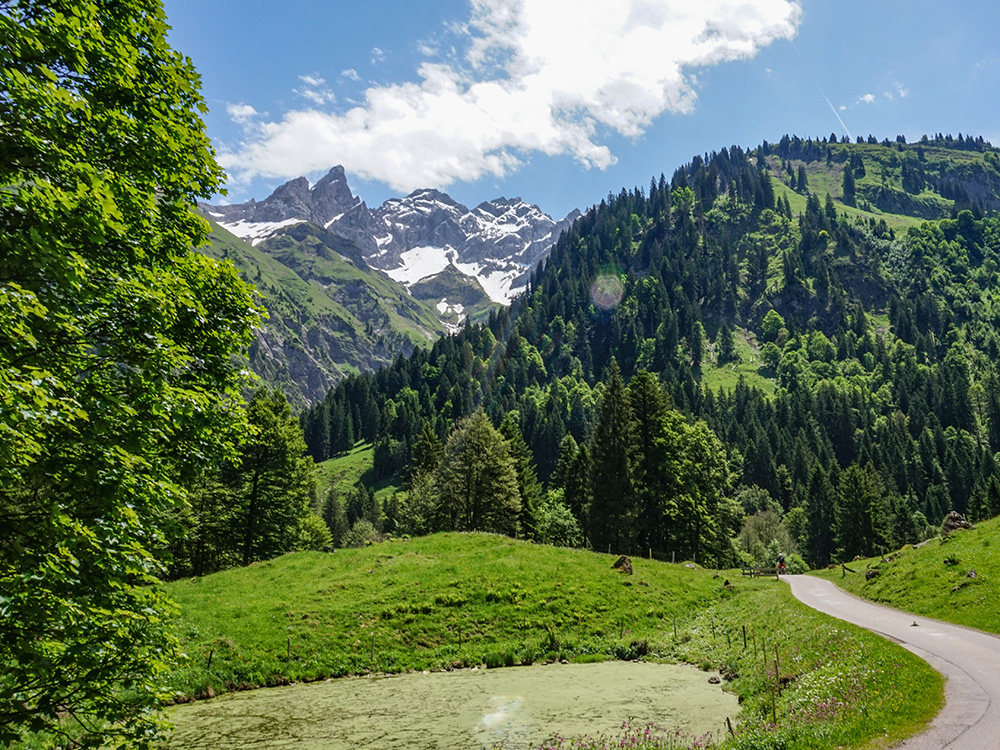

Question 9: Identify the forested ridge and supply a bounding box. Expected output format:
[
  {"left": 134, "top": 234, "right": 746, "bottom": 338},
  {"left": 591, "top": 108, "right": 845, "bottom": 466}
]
[{"left": 302, "top": 135, "right": 1000, "bottom": 569}]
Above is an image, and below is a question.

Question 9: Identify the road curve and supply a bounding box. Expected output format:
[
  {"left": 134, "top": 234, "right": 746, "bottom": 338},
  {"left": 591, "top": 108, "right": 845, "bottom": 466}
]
[{"left": 784, "top": 575, "right": 998, "bottom": 749}]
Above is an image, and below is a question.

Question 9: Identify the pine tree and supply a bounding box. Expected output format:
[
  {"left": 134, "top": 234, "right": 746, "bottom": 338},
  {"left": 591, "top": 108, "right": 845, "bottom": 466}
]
[
  {"left": 834, "top": 463, "right": 890, "bottom": 560},
  {"left": 553, "top": 434, "right": 580, "bottom": 490},
  {"left": 628, "top": 371, "right": 670, "bottom": 552},
  {"left": 322, "top": 490, "right": 350, "bottom": 547},
  {"left": 842, "top": 164, "right": 856, "bottom": 206},
  {"left": 409, "top": 420, "right": 444, "bottom": 483},
  {"left": 589, "top": 359, "right": 637, "bottom": 552},
  {"left": 500, "top": 412, "right": 544, "bottom": 538},
  {"left": 804, "top": 463, "right": 836, "bottom": 566},
  {"left": 716, "top": 322, "right": 738, "bottom": 365}
]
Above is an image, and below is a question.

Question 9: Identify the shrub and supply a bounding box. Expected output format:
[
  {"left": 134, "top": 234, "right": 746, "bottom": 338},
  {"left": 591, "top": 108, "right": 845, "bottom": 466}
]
[
  {"left": 786, "top": 553, "right": 809, "bottom": 574},
  {"left": 342, "top": 519, "right": 382, "bottom": 548}
]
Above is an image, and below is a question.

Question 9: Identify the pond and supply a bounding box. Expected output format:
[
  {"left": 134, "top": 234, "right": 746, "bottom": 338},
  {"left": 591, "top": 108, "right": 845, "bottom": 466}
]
[{"left": 165, "top": 661, "right": 739, "bottom": 749}]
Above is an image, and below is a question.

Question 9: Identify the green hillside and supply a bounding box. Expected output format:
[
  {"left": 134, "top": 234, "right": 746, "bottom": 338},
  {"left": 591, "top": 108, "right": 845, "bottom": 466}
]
[
  {"left": 163, "top": 533, "right": 940, "bottom": 749},
  {"left": 302, "top": 135, "right": 1000, "bottom": 575},
  {"left": 813, "top": 514, "right": 1000, "bottom": 634},
  {"left": 314, "top": 441, "right": 402, "bottom": 504},
  {"left": 197, "top": 220, "right": 443, "bottom": 408}
]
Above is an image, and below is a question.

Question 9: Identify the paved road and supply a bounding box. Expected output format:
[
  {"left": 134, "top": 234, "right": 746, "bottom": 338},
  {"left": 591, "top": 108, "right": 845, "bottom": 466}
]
[{"left": 784, "top": 575, "right": 998, "bottom": 749}]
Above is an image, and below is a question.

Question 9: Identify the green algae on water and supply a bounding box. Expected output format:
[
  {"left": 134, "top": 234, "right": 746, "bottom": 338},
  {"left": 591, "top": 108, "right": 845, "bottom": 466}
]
[{"left": 166, "top": 661, "right": 738, "bottom": 749}]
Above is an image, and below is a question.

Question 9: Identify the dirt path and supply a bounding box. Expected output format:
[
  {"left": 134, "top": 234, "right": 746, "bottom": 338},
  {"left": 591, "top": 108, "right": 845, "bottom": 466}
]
[{"left": 784, "top": 575, "right": 998, "bottom": 749}]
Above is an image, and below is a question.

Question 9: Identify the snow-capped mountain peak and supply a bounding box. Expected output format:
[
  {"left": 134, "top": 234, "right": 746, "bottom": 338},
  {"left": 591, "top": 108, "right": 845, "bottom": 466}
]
[{"left": 203, "top": 167, "right": 579, "bottom": 311}]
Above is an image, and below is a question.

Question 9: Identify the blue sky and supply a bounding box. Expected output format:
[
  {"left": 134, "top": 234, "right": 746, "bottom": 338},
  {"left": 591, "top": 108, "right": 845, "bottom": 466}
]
[{"left": 163, "top": 0, "right": 1000, "bottom": 219}]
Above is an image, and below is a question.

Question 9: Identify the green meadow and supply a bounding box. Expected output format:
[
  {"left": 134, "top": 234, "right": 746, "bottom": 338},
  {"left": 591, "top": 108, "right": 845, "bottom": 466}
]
[{"left": 163, "top": 533, "right": 941, "bottom": 749}]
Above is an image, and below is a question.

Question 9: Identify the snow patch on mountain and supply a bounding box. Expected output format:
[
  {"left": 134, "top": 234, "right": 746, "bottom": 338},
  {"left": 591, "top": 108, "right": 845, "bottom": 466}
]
[
  {"left": 452, "top": 259, "right": 527, "bottom": 304},
  {"left": 223, "top": 218, "right": 304, "bottom": 245},
  {"left": 384, "top": 246, "right": 456, "bottom": 285},
  {"left": 436, "top": 300, "right": 465, "bottom": 315}
]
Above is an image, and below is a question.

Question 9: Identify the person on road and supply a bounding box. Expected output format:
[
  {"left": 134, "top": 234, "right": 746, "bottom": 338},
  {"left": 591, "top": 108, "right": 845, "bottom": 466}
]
[{"left": 777, "top": 553, "right": 786, "bottom": 575}]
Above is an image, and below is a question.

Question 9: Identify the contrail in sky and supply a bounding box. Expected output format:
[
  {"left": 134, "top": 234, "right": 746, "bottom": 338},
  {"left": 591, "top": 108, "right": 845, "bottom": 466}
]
[
  {"left": 790, "top": 40, "right": 853, "bottom": 141},
  {"left": 817, "top": 83, "right": 853, "bottom": 141}
]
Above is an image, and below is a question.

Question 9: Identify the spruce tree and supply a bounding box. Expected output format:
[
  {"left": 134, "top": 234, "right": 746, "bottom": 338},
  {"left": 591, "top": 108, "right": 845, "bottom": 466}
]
[
  {"left": 628, "top": 371, "right": 670, "bottom": 552},
  {"left": 716, "top": 322, "right": 738, "bottom": 365},
  {"left": 842, "top": 164, "right": 856, "bottom": 205},
  {"left": 500, "top": 412, "right": 544, "bottom": 538},
  {"left": 589, "top": 359, "right": 636, "bottom": 552},
  {"left": 805, "top": 463, "right": 836, "bottom": 566}
]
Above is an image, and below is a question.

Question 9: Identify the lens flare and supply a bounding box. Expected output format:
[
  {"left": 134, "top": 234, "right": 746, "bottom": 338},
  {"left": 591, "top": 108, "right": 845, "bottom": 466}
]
[{"left": 590, "top": 273, "right": 625, "bottom": 310}]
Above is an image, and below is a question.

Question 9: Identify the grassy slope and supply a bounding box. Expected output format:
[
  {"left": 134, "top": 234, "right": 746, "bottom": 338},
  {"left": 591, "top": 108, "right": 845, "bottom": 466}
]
[
  {"left": 258, "top": 223, "right": 443, "bottom": 344},
  {"left": 767, "top": 142, "right": 997, "bottom": 230},
  {"left": 812, "top": 515, "right": 1000, "bottom": 635},
  {"left": 701, "top": 329, "right": 777, "bottom": 396},
  {"left": 314, "top": 442, "right": 402, "bottom": 501},
  {"left": 199, "top": 222, "right": 360, "bottom": 333},
  {"left": 202, "top": 220, "right": 442, "bottom": 346},
  {"left": 196, "top": 220, "right": 446, "bottom": 407},
  {"left": 164, "top": 533, "right": 941, "bottom": 750}
]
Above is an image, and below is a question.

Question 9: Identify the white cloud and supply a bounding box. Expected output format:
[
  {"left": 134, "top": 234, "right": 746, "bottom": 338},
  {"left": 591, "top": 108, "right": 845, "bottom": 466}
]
[
  {"left": 341, "top": 68, "right": 361, "bottom": 82},
  {"left": 220, "top": 0, "right": 802, "bottom": 193},
  {"left": 226, "top": 102, "right": 260, "bottom": 123},
  {"left": 371, "top": 47, "right": 386, "bottom": 65},
  {"left": 295, "top": 75, "right": 336, "bottom": 106},
  {"left": 858, "top": 93, "right": 876, "bottom": 104}
]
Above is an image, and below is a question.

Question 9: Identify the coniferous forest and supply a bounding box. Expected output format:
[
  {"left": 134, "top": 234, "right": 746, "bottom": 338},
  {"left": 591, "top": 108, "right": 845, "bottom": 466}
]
[{"left": 300, "top": 136, "right": 1000, "bottom": 571}]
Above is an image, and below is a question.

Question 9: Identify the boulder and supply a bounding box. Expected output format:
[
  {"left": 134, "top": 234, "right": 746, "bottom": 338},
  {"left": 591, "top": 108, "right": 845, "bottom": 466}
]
[
  {"left": 942, "top": 511, "right": 974, "bottom": 533},
  {"left": 612, "top": 555, "right": 633, "bottom": 575}
]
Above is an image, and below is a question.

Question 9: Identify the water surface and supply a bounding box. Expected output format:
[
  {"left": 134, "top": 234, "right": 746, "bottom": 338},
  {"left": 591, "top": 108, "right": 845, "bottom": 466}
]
[{"left": 167, "top": 661, "right": 738, "bottom": 749}]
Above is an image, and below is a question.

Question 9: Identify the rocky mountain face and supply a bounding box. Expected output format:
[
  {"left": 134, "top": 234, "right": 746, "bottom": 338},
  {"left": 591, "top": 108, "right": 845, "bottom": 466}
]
[
  {"left": 198, "top": 219, "right": 444, "bottom": 409},
  {"left": 203, "top": 167, "right": 579, "bottom": 308},
  {"left": 199, "top": 168, "right": 578, "bottom": 406}
]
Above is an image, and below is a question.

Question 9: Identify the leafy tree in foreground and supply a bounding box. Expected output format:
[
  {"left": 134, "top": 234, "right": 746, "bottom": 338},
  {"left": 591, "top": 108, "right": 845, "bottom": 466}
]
[
  {"left": 168, "top": 390, "right": 321, "bottom": 575},
  {"left": 0, "top": 2, "right": 259, "bottom": 746}
]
